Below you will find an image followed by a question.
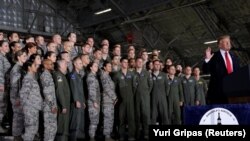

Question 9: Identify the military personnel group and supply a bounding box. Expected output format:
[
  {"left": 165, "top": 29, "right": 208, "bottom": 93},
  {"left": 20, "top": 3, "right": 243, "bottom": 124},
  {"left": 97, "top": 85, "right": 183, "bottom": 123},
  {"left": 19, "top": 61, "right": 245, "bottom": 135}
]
[{"left": 0, "top": 31, "right": 208, "bottom": 141}]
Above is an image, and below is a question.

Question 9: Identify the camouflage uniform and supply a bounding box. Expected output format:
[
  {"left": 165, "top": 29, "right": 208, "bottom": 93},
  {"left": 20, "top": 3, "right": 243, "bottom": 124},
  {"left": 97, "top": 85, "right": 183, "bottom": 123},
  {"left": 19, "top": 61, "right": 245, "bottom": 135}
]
[
  {"left": 87, "top": 72, "right": 101, "bottom": 138},
  {"left": 20, "top": 73, "right": 43, "bottom": 141},
  {"left": 40, "top": 70, "right": 57, "bottom": 141},
  {"left": 71, "top": 46, "right": 81, "bottom": 60},
  {"left": 56, "top": 44, "right": 64, "bottom": 55},
  {"left": 100, "top": 71, "right": 117, "bottom": 138},
  {"left": 37, "top": 47, "right": 45, "bottom": 57},
  {"left": 0, "top": 52, "right": 11, "bottom": 121},
  {"left": 38, "top": 44, "right": 47, "bottom": 55},
  {"left": 10, "top": 62, "right": 24, "bottom": 136}
]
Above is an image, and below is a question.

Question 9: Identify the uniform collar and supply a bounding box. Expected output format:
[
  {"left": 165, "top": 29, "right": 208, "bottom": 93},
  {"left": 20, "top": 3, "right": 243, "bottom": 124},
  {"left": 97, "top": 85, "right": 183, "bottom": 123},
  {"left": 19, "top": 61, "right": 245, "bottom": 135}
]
[{"left": 153, "top": 71, "right": 160, "bottom": 76}]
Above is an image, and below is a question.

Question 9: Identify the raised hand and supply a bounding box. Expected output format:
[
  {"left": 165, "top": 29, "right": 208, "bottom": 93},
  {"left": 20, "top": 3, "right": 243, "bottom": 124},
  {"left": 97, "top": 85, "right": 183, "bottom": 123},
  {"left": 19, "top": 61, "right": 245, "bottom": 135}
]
[{"left": 205, "top": 47, "right": 214, "bottom": 60}]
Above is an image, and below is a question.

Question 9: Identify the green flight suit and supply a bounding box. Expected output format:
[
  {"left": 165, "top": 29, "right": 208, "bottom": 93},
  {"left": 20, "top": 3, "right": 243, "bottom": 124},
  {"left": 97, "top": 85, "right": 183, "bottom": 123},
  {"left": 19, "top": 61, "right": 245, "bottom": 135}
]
[
  {"left": 69, "top": 71, "right": 86, "bottom": 140},
  {"left": 53, "top": 71, "right": 71, "bottom": 141},
  {"left": 196, "top": 78, "right": 208, "bottom": 105},
  {"left": 151, "top": 72, "right": 169, "bottom": 125},
  {"left": 166, "top": 76, "right": 183, "bottom": 125},
  {"left": 181, "top": 76, "right": 200, "bottom": 106},
  {"left": 133, "top": 69, "right": 153, "bottom": 138},
  {"left": 113, "top": 70, "right": 135, "bottom": 140}
]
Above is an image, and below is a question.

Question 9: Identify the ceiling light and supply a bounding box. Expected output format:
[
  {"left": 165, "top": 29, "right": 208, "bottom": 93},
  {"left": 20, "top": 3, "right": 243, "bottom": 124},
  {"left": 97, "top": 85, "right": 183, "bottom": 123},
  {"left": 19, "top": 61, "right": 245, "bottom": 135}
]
[
  {"left": 94, "top": 8, "right": 112, "bottom": 15},
  {"left": 147, "top": 50, "right": 161, "bottom": 54},
  {"left": 204, "top": 40, "right": 217, "bottom": 45}
]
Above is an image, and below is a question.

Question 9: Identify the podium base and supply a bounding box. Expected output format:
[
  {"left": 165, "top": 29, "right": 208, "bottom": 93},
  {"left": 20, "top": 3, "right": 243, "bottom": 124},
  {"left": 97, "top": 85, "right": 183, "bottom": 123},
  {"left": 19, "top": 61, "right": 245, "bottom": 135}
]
[{"left": 228, "top": 96, "right": 250, "bottom": 104}]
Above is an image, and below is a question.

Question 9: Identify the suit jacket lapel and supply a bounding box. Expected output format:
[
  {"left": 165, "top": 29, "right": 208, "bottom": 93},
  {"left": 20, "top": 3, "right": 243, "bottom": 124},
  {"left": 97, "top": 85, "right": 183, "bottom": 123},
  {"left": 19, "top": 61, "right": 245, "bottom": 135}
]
[
  {"left": 229, "top": 52, "right": 238, "bottom": 71},
  {"left": 217, "top": 51, "right": 227, "bottom": 71}
]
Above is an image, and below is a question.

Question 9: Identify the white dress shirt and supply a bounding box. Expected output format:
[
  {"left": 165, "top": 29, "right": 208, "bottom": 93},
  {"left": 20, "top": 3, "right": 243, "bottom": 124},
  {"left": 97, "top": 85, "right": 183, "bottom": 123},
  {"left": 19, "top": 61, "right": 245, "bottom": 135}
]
[{"left": 220, "top": 49, "right": 233, "bottom": 71}]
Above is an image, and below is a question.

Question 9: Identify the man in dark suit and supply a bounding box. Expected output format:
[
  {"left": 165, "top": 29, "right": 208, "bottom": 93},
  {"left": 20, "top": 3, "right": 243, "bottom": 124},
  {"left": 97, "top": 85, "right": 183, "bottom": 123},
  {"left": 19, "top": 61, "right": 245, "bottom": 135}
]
[{"left": 203, "top": 35, "right": 240, "bottom": 104}]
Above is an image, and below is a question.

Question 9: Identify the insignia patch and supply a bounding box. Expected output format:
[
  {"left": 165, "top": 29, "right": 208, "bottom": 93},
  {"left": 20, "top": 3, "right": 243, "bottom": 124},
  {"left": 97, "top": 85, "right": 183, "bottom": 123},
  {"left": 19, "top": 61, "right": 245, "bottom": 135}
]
[
  {"left": 153, "top": 77, "right": 156, "bottom": 80},
  {"left": 188, "top": 79, "right": 193, "bottom": 82},
  {"left": 198, "top": 81, "right": 203, "bottom": 84},
  {"left": 127, "top": 75, "right": 132, "bottom": 79},
  {"left": 57, "top": 76, "right": 62, "bottom": 82},
  {"left": 70, "top": 74, "right": 76, "bottom": 80},
  {"left": 121, "top": 76, "right": 124, "bottom": 79},
  {"left": 158, "top": 76, "right": 162, "bottom": 79},
  {"left": 174, "top": 80, "right": 177, "bottom": 83},
  {"left": 183, "top": 80, "right": 187, "bottom": 83}
]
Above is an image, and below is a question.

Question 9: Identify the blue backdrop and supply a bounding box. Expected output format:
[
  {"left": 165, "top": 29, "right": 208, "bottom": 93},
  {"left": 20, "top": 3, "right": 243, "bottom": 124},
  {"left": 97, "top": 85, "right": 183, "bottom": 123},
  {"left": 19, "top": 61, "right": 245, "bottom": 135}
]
[{"left": 183, "top": 104, "right": 250, "bottom": 125}]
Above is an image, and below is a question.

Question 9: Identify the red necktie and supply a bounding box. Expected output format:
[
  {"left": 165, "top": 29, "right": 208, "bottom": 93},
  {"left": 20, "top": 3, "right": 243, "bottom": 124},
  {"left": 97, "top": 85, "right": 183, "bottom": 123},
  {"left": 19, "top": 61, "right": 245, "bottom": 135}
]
[{"left": 225, "top": 52, "right": 233, "bottom": 74}]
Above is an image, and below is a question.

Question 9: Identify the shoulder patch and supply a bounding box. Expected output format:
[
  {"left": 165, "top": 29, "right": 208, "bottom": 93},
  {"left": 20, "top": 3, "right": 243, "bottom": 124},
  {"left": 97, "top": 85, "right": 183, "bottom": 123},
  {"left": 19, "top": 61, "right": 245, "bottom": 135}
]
[
  {"left": 127, "top": 75, "right": 132, "bottom": 79},
  {"left": 70, "top": 74, "right": 76, "bottom": 80},
  {"left": 57, "top": 76, "right": 63, "bottom": 82}
]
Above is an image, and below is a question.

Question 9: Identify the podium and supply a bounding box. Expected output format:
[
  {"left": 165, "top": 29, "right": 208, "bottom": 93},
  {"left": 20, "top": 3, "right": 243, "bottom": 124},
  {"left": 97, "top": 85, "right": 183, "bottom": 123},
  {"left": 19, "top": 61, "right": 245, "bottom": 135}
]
[{"left": 223, "top": 64, "right": 250, "bottom": 104}]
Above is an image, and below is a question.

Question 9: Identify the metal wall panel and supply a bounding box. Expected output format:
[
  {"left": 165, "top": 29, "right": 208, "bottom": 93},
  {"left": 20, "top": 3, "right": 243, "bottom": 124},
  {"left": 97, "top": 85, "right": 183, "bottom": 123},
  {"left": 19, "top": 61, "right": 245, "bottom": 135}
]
[{"left": 0, "top": 0, "right": 79, "bottom": 36}]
